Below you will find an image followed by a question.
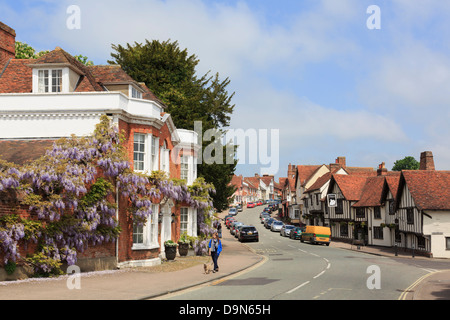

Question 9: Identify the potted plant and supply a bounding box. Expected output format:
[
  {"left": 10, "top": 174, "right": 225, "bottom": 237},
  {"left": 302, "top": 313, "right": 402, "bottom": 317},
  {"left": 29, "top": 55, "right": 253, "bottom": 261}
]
[
  {"left": 164, "top": 240, "right": 178, "bottom": 260},
  {"left": 178, "top": 234, "right": 190, "bottom": 257}
]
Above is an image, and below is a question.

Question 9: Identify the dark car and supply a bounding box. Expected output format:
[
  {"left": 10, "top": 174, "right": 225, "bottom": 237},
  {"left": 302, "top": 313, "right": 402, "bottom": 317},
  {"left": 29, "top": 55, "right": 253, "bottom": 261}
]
[
  {"left": 238, "top": 226, "right": 259, "bottom": 242},
  {"left": 264, "top": 217, "right": 275, "bottom": 229},
  {"left": 290, "top": 227, "right": 303, "bottom": 240}
]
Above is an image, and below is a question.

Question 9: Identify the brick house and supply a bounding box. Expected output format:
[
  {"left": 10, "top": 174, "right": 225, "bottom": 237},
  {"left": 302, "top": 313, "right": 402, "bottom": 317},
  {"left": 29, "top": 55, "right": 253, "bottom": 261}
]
[{"left": 0, "top": 22, "right": 201, "bottom": 274}]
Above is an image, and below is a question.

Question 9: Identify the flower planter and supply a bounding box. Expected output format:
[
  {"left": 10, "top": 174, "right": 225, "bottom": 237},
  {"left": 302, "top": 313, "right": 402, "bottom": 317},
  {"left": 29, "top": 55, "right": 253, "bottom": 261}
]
[
  {"left": 165, "top": 246, "right": 177, "bottom": 260},
  {"left": 178, "top": 243, "right": 189, "bottom": 256}
]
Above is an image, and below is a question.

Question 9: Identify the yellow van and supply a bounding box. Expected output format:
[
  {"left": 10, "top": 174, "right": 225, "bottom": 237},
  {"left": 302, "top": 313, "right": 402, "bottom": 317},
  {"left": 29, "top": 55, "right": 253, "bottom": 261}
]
[{"left": 300, "top": 226, "right": 331, "bottom": 246}]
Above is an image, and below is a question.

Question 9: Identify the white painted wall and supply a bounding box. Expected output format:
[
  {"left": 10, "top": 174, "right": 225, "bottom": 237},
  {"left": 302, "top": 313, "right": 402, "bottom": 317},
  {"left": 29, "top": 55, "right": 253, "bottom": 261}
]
[
  {"left": 0, "top": 92, "right": 164, "bottom": 139},
  {"left": 423, "top": 210, "right": 450, "bottom": 258}
]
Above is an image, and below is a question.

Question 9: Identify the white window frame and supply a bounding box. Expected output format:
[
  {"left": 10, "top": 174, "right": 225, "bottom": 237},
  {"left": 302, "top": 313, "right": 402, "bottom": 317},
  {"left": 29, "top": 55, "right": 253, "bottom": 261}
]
[
  {"left": 129, "top": 85, "right": 143, "bottom": 99},
  {"left": 36, "top": 69, "right": 63, "bottom": 93},
  {"left": 151, "top": 135, "right": 159, "bottom": 171},
  {"left": 133, "top": 133, "right": 146, "bottom": 172},
  {"left": 160, "top": 141, "right": 170, "bottom": 175},
  {"left": 180, "top": 207, "right": 189, "bottom": 236},
  {"left": 180, "top": 155, "right": 189, "bottom": 182},
  {"left": 132, "top": 204, "right": 160, "bottom": 250},
  {"left": 133, "top": 133, "right": 159, "bottom": 173}
]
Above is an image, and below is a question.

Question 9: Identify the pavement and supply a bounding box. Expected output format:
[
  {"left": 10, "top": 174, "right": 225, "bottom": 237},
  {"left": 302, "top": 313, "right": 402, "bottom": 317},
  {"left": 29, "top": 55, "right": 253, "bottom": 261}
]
[{"left": 0, "top": 209, "right": 449, "bottom": 300}]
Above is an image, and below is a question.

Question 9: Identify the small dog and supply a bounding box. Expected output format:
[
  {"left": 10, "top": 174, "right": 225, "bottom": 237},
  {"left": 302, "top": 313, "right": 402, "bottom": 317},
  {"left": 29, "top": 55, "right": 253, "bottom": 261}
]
[{"left": 203, "top": 262, "right": 214, "bottom": 274}]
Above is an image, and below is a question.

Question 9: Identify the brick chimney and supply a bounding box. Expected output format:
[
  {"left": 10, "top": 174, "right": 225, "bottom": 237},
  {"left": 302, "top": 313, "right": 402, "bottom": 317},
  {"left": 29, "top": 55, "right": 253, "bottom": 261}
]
[
  {"left": 336, "top": 156, "right": 346, "bottom": 167},
  {"left": 419, "top": 151, "right": 435, "bottom": 171},
  {"left": 287, "top": 163, "right": 296, "bottom": 178},
  {"left": 377, "top": 162, "right": 388, "bottom": 176},
  {"left": 0, "top": 22, "right": 16, "bottom": 68},
  {"left": 330, "top": 156, "right": 346, "bottom": 171}
]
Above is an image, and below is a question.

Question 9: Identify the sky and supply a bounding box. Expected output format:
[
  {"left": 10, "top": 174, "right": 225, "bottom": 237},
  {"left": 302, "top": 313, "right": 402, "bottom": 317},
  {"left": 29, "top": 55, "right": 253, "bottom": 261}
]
[{"left": 1, "top": 0, "right": 450, "bottom": 180}]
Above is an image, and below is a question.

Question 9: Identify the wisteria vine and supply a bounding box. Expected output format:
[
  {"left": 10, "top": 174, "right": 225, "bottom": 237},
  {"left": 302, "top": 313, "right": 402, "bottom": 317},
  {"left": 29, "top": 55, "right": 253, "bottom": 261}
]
[{"left": 0, "top": 115, "right": 215, "bottom": 276}]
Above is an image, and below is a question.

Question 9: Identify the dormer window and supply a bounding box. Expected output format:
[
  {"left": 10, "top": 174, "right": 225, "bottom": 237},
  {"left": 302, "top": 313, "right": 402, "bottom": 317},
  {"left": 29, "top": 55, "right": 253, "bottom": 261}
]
[
  {"left": 38, "top": 69, "right": 62, "bottom": 93},
  {"left": 130, "top": 85, "right": 142, "bottom": 99}
]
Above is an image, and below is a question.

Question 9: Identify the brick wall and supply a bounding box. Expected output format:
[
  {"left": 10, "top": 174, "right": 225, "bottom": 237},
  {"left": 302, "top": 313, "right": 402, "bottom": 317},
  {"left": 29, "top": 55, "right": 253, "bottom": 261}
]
[{"left": 0, "top": 21, "right": 15, "bottom": 69}]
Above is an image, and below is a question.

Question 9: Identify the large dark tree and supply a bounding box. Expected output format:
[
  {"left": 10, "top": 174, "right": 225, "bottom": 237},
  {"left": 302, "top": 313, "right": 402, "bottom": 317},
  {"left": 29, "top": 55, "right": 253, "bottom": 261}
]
[{"left": 108, "top": 40, "right": 236, "bottom": 211}]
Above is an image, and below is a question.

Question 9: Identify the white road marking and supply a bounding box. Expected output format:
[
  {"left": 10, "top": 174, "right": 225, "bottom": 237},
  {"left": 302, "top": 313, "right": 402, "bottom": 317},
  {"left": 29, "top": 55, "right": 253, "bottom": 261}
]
[
  {"left": 286, "top": 281, "right": 310, "bottom": 294},
  {"left": 314, "top": 270, "right": 326, "bottom": 279}
]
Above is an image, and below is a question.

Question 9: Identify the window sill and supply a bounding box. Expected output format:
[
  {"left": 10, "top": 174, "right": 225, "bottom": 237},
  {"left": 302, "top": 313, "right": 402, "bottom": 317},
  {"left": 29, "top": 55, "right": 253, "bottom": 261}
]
[{"left": 132, "top": 243, "right": 160, "bottom": 251}]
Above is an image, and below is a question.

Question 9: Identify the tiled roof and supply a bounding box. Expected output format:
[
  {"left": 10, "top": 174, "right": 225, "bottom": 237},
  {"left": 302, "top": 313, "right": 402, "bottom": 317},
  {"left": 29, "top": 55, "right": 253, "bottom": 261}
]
[
  {"left": 296, "top": 165, "right": 322, "bottom": 187},
  {"left": 305, "top": 172, "right": 332, "bottom": 193},
  {"left": 0, "top": 59, "right": 33, "bottom": 93},
  {"left": 331, "top": 174, "right": 370, "bottom": 201},
  {"left": 385, "top": 173, "right": 401, "bottom": 199},
  {"left": 0, "top": 140, "right": 54, "bottom": 165},
  {"left": 230, "top": 175, "right": 243, "bottom": 189},
  {"left": 244, "top": 176, "right": 260, "bottom": 189},
  {"left": 400, "top": 170, "right": 450, "bottom": 211},
  {"left": 0, "top": 47, "right": 164, "bottom": 105},
  {"left": 353, "top": 176, "right": 386, "bottom": 207}
]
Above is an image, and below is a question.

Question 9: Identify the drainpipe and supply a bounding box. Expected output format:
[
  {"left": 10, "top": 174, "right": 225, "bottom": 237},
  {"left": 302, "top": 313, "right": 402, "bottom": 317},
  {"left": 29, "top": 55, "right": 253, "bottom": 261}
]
[{"left": 115, "top": 181, "right": 119, "bottom": 268}]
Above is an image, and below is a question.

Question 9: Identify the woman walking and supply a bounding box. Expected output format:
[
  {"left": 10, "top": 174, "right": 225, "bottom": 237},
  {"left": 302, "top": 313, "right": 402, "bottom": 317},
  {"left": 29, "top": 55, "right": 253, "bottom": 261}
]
[{"left": 208, "top": 232, "right": 222, "bottom": 273}]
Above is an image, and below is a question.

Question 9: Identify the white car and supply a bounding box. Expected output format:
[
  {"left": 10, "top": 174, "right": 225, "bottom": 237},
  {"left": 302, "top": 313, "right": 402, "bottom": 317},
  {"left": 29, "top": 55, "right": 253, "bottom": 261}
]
[
  {"left": 229, "top": 207, "right": 237, "bottom": 216},
  {"left": 271, "top": 221, "right": 284, "bottom": 232}
]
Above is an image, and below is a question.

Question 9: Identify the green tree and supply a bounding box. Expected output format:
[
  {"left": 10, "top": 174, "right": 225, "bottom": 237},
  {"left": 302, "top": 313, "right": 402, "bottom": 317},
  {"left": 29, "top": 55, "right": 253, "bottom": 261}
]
[
  {"left": 392, "top": 156, "right": 420, "bottom": 171},
  {"left": 108, "top": 39, "right": 236, "bottom": 211},
  {"left": 15, "top": 41, "right": 93, "bottom": 65},
  {"left": 15, "top": 41, "right": 48, "bottom": 59}
]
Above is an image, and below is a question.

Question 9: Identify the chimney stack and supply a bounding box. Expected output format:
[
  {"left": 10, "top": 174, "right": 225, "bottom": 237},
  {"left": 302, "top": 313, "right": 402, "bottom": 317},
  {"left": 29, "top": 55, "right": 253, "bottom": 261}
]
[
  {"left": 0, "top": 22, "right": 16, "bottom": 68},
  {"left": 419, "top": 151, "right": 435, "bottom": 171},
  {"left": 330, "top": 156, "right": 346, "bottom": 172},
  {"left": 287, "top": 163, "right": 296, "bottom": 178},
  {"left": 377, "top": 162, "right": 388, "bottom": 176},
  {"left": 336, "top": 157, "right": 346, "bottom": 167}
]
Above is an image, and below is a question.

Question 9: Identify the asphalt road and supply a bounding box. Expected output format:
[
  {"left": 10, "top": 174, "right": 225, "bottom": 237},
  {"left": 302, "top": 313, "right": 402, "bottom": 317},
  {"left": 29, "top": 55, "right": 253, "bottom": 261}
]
[{"left": 165, "top": 206, "right": 444, "bottom": 300}]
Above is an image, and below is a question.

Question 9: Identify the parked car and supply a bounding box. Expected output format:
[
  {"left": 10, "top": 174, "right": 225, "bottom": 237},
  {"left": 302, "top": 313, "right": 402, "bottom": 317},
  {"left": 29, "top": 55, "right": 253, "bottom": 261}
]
[
  {"left": 226, "top": 217, "right": 236, "bottom": 229},
  {"left": 247, "top": 202, "right": 256, "bottom": 208},
  {"left": 264, "top": 217, "right": 275, "bottom": 229},
  {"left": 301, "top": 226, "right": 331, "bottom": 246},
  {"left": 236, "top": 204, "right": 243, "bottom": 212},
  {"left": 260, "top": 214, "right": 270, "bottom": 224},
  {"left": 280, "top": 225, "right": 295, "bottom": 237},
  {"left": 229, "top": 207, "right": 237, "bottom": 216},
  {"left": 238, "top": 226, "right": 259, "bottom": 242},
  {"left": 235, "top": 224, "right": 245, "bottom": 238},
  {"left": 289, "top": 227, "right": 303, "bottom": 240},
  {"left": 256, "top": 200, "right": 263, "bottom": 206},
  {"left": 271, "top": 220, "right": 284, "bottom": 232},
  {"left": 231, "top": 222, "right": 243, "bottom": 235}
]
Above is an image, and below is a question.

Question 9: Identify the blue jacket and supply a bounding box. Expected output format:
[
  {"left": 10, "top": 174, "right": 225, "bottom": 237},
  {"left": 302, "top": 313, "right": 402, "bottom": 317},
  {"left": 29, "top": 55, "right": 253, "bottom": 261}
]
[{"left": 208, "top": 238, "right": 222, "bottom": 255}]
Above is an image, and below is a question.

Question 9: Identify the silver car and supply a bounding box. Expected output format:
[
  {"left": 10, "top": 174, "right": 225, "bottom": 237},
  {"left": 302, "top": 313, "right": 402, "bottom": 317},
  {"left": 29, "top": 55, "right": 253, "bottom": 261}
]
[
  {"left": 271, "top": 220, "right": 284, "bottom": 232},
  {"left": 280, "top": 225, "right": 295, "bottom": 237}
]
